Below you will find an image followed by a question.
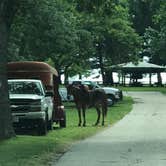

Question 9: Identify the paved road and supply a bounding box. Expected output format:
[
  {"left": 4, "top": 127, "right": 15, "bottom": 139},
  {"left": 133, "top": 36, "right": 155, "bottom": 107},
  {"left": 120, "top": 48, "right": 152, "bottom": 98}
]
[{"left": 53, "top": 92, "right": 166, "bottom": 166}]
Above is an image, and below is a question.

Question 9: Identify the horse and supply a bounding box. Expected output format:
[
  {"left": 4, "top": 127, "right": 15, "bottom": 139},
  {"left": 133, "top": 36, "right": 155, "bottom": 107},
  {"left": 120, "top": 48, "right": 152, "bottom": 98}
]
[{"left": 66, "top": 84, "right": 108, "bottom": 126}]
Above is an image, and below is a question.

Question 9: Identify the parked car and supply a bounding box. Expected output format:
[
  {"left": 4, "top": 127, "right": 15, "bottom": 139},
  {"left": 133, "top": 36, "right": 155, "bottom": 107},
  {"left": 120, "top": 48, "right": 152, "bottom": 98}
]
[
  {"left": 59, "top": 87, "right": 73, "bottom": 102},
  {"left": 7, "top": 61, "right": 66, "bottom": 135},
  {"left": 71, "top": 80, "right": 123, "bottom": 104}
]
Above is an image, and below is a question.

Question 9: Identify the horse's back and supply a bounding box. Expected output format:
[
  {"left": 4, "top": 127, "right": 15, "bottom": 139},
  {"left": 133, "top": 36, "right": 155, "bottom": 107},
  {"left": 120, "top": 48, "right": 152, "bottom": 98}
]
[
  {"left": 93, "top": 88, "right": 107, "bottom": 99},
  {"left": 90, "top": 88, "right": 107, "bottom": 105}
]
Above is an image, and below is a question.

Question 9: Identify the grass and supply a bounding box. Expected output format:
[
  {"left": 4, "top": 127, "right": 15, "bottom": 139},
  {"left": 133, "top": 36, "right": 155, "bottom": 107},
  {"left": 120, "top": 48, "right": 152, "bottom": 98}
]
[{"left": 0, "top": 97, "right": 133, "bottom": 166}]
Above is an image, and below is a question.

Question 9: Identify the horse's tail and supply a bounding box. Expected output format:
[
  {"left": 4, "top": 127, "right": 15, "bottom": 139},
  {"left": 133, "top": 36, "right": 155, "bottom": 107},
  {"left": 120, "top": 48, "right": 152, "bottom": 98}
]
[{"left": 102, "top": 97, "right": 108, "bottom": 117}]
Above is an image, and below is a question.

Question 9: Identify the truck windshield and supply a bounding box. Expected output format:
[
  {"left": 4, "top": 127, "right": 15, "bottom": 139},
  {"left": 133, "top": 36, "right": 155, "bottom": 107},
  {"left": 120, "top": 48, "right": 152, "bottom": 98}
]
[{"left": 8, "top": 81, "right": 43, "bottom": 95}]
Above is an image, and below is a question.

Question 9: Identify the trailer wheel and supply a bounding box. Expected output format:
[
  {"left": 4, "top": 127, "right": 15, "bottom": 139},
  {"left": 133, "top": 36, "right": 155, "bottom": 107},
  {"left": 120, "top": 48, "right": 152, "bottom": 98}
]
[{"left": 59, "top": 112, "right": 66, "bottom": 128}]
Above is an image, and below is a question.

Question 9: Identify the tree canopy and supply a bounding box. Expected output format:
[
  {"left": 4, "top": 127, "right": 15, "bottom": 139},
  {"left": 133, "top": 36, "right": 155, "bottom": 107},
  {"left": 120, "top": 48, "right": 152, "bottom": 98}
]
[
  {"left": 129, "top": 0, "right": 166, "bottom": 66},
  {"left": 2, "top": 0, "right": 165, "bottom": 82},
  {"left": 6, "top": 0, "right": 143, "bottom": 83},
  {"left": 144, "top": 1, "right": 166, "bottom": 65}
]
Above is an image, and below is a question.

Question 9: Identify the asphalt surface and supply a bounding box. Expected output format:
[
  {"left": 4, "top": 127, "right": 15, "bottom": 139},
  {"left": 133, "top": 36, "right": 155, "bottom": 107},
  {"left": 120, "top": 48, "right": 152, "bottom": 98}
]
[{"left": 53, "top": 92, "right": 166, "bottom": 166}]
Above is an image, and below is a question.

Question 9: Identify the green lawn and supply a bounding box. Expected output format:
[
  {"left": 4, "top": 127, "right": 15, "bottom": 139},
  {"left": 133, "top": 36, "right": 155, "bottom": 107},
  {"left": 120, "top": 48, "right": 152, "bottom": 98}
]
[{"left": 0, "top": 97, "right": 133, "bottom": 166}]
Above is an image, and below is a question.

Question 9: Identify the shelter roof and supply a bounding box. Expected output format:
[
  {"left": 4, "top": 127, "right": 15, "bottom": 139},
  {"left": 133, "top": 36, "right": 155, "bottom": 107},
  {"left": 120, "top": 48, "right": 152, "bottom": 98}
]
[{"left": 110, "top": 61, "right": 166, "bottom": 73}]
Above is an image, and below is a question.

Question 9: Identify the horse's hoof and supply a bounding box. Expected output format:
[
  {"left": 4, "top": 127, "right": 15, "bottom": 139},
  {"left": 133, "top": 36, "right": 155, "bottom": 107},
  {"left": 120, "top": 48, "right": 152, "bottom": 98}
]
[
  {"left": 83, "top": 124, "right": 86, "bottom": 127},
  {"left": 78, "top": 124, "right": 81, "bottom": 127}
]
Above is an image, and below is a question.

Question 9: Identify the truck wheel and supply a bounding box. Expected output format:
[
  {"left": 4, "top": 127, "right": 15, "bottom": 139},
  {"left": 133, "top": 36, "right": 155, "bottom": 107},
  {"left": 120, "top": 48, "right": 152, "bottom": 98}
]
[
  {"left": 38, "top": 119, "right": 47, "bottom": 135},
  {"left": 59, "top": 112, "right": 66, "bottom": 128}
]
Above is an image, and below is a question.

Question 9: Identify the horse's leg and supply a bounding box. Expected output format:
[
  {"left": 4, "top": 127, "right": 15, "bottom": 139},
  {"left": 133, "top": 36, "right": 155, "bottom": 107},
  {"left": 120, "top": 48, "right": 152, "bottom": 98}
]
[
  {"left": 76, "top": 106, "right": 82, "bottom": 126},
  {"left": 95, "top": 107, "right": 100, "bottom": 126},
  {"left": 82, "top": 105, "right": 86, "bottom": 127},
  {"left": 101, "top": 107, "right": 105, "bottom": 126},
  {"left": 102, "top": 101, "right": 107, "bottom": 126}
]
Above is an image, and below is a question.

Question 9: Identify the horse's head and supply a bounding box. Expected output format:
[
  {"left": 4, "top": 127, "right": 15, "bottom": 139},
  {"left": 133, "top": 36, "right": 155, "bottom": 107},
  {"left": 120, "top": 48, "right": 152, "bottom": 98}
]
[
  {"left": 66, "top": 84, "right": 80, "bottom": 98},
  {"left": 80, "top": 84, "right": 89, "bottom": 92},
  {"left": 66, "top": 84, "right": 90, "bottom": 99}
]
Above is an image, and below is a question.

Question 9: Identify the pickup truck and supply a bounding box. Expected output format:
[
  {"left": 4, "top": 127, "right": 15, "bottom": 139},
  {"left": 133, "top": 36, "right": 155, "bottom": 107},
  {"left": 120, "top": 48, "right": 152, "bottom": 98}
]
[
  {"left": 7, "top": 61, "right": 66, "bottom": 132},
  {"left": 8, "top": 79, "right": 54, "bottom": 135}
]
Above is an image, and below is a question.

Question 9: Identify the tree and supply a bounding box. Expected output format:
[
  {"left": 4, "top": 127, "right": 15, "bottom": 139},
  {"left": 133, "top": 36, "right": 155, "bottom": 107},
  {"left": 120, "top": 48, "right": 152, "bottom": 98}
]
[
  {"left": 129, "top": 0, "right": 162, "bottom": 35},
  {"left": 143, "top": 1, "right": 166, "bottom": 65},
  {"left": 6, "top": 0, "right": 142, "bottom": 85},
  {"left": 75, "top": 0, "right": 141, "bottom": 84},
  {"left": 7, "top": 0, "right": 94, "bottom": 83},
  {"left": 0, "top": 0, "right": 17, "bottom": 139}
]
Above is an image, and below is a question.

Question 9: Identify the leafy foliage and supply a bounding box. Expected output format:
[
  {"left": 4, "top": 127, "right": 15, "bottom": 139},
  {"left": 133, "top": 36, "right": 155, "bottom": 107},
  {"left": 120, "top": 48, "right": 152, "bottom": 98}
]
[
  {"left": 143, "top": 1, "right": 166, "bottom": 65},
  {"left": 129, "top": 0, "right": 162, "bottom": 35},
  {"left": 74, "top": 0, "right": 141, "bottom": 83},
  {"left": 7, "top": 0, "right": 95, "bottom": 81},
  {"left": 7, "top": 0, "right": 166, "bottom": 82}
]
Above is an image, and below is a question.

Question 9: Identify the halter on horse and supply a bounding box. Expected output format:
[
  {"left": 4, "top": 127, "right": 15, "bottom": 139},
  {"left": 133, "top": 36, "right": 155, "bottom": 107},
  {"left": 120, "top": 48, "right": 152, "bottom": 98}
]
[{"left": 66, "top": 84, "right": 108, "bottom": 126}]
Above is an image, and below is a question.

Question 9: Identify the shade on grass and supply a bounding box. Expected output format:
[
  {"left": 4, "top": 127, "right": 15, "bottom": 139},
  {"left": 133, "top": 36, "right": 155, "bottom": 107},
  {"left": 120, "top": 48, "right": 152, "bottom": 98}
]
[{"left": 0, "top": 97, "right": 133, "bottom": 166}]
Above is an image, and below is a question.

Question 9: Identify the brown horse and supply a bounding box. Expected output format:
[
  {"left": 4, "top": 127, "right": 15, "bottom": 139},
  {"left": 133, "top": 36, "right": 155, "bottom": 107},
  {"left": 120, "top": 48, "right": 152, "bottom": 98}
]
[{"left": 66, "top": 84, "right": 108, "bottom": 126}]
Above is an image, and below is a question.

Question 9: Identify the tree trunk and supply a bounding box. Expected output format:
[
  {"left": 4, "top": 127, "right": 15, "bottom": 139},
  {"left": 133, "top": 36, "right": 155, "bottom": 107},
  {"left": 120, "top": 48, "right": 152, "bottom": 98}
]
[
  {"left": 0, "top": 1, "right": 16, "bottom": 139},
  {"left": 105, "top": 70, "right": 114, "bottom": 85},
  {"left": 64, "top": 66, "right": 69, "bottom": 85},
  {"left": 98, "top": 53, "right": 106, "bottom": 85},
  {"left": 149, "top": 73, "right": 152, "bottom": 86},
  {"left": 157, "top": 72, "right": 162, "bottom": 86}
]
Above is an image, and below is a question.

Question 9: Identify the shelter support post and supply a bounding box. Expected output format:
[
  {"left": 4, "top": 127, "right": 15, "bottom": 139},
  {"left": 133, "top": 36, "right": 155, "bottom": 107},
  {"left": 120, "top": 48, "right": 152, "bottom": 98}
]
[
  {"left": 149, "top": 73, "right": 152, "bottom": 86},
  {"left": 157, "top": 72, "right": 162, "bottom": 86},
  {"left": 129, "top": 73, "right": 132, "bottom": 85},
  {"left": 122, "top": 73, "right": 126, "bottom": 86},
  {"left": 121, "top": 73, "right": 123, "bottom": 86},
  {"left": 118, "top": 73, "right": 121, "bottom": 85},
  {"left": 124, "top": 73, "right": 126, "bottom": 86}
]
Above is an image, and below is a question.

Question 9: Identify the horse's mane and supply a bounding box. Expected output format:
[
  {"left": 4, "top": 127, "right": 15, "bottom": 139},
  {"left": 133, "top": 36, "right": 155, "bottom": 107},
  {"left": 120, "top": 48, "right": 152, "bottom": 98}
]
[
  {"left": 78, "top": 84, "right": 89, "bottom": 92},
  {"left": 77, "top": 84, "right": 107, "bottom": 109}
]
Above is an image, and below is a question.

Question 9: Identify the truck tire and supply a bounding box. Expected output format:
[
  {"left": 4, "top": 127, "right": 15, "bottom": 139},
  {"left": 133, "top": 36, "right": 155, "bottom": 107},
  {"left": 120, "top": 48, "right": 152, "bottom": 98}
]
[
  {"left": 107, "top": 94, "right": 115, "bottom": 105},
  {"left": 38, "top": 119, "right": 47, "bottom": 135}
]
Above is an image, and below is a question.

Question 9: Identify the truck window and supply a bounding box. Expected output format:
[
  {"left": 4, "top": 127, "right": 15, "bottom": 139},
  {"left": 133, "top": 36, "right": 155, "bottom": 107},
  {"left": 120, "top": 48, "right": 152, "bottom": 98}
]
[{"left": 8, "top": 81, "right": 44, "bottom": 95}]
